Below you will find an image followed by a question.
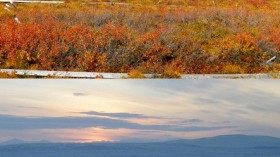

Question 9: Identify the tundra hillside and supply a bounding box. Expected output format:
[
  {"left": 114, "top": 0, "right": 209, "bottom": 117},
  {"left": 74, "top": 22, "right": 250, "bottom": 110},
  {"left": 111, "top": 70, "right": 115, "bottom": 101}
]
[{"left": 0, "top": 0, "right": 279, "bottom": 76}]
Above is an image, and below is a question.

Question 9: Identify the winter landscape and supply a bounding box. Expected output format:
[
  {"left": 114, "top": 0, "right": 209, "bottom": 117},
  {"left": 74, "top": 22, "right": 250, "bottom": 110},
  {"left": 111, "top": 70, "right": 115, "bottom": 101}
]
[
  {"left": 1, "top": 135, "right": 280, "bottom": 157},
  {"left": 0, "top": 80, "right": 280, "bottom": 156}
]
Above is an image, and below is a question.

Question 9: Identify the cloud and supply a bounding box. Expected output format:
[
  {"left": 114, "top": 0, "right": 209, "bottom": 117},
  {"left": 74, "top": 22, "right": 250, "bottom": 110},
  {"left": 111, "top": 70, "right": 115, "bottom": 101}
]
[
  {"left": 188, "top": 119, "right": 202, "bottom": 123},
  {"left": 73, "top": 93, "right": 88, "bottom": 96},
  {"left": 79, "top": 111, "right": 156, "bottom": 119},
  {"left": 183, "top": 119, "right": 203, "bottom": 123},
  {"left": 174, "top": 119, "right": 203, "bottom": 126},
  {"left": 0, "top": 114, "right": 234, "bottom": 132},
  {"left": 16, "top": 106, "right": 42, "bottom": 109}
]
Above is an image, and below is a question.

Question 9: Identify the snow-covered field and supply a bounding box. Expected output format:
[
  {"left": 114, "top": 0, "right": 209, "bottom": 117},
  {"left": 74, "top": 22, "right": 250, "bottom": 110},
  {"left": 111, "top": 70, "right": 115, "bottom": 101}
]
[
  {"left": 0, "top": 142, "right": 280, "bottom": 157},
  {"left": 1, "top": 135, "right": 280, "bottom": 157}
]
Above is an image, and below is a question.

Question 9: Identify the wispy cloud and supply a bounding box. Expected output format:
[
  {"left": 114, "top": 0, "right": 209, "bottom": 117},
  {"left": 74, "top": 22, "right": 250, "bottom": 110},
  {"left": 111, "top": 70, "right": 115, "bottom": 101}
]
[
  {"left": 79, "top": 111, "right": 156, "bottom": 119},
  {"left": 16, "top": 106, "right": 42, "bottom": 109},
  {"left": 0, "top": 114, "right": 234, "bottom": 132},
  {"left": 182, "top": 119, "right": 203, "bottom": 123},
  {"left": 73, "top": 93, "right": 88, "bottom": 96},
  {"left": 1, "top": 80, "right": 279, "bottom": 141}
]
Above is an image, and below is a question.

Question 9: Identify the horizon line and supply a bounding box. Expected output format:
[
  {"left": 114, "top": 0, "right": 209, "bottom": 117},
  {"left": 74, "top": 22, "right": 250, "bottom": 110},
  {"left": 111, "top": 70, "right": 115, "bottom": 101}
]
[{"left": 1, "top": 134, "right": 280, "bottom": 145}]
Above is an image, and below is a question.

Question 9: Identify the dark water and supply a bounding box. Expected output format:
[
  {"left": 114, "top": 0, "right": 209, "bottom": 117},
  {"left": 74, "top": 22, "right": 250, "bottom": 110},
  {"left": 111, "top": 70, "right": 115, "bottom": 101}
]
[{"left": 0, "top": 143, "right": 280, "bottom": 157}]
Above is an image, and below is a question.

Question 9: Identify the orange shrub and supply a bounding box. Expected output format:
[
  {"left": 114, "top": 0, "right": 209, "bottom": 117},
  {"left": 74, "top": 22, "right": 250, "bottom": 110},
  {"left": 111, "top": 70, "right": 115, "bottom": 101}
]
[{"left": 0, "top": 3, "right": 279, "bottom": 75}]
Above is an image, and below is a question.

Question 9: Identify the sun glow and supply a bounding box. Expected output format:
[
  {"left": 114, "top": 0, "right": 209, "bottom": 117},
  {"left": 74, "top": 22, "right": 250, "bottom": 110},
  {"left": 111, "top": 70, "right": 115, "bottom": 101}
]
[{"left": 46, "top": 128, "right": 143, "bottom": 143}]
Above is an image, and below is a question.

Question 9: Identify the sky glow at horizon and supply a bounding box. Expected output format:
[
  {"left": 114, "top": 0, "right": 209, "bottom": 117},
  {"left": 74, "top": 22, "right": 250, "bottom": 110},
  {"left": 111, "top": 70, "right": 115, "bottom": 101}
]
[{"left": 0, "top": 80, "right": 279, "bottom": 143}]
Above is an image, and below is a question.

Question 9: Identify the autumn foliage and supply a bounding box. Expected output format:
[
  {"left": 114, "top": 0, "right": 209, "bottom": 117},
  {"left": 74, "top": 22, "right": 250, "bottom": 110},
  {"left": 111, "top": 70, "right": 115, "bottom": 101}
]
[{"left": 0, "top": 0, "right": 279, "bottom": 75}]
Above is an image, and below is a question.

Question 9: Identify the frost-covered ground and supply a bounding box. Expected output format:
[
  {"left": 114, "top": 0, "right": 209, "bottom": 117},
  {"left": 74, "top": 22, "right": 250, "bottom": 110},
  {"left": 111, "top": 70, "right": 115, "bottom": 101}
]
[
  {"left": 1, "top": 69, "right": 279, "bottom": 78},
  {"left": 1, "top": 135, "right": 280, "bottom": 157},
  {"left": 0, "top": 142, "right": 280, "bottom": 157}
]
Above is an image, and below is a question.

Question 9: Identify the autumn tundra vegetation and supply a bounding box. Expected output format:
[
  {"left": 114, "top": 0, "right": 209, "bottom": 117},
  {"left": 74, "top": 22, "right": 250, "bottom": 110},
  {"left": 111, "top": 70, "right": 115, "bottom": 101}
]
[{"left": 0, "top": 0, "right": 279, "bottom": 77}]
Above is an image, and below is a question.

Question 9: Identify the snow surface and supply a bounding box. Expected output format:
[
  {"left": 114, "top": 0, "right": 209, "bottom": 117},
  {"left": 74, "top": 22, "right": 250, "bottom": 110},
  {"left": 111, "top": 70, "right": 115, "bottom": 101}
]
[
  {"left": 1, "top": 69, "right": 277, "bottom": 78},
  {"left": 0, "top": 135, "right": 280, "bottom": 157}
]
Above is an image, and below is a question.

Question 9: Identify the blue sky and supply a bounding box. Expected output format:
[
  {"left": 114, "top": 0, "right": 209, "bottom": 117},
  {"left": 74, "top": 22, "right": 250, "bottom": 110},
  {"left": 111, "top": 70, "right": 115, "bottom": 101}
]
[{"left": 0, "top": 80, "right": 279, "bottom": 143}]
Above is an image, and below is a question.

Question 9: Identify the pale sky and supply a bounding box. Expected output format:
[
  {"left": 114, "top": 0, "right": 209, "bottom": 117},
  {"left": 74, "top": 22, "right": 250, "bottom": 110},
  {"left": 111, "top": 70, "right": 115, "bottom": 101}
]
[{"left": 0, "top": 80, "right": 279, "bottom": 143}]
